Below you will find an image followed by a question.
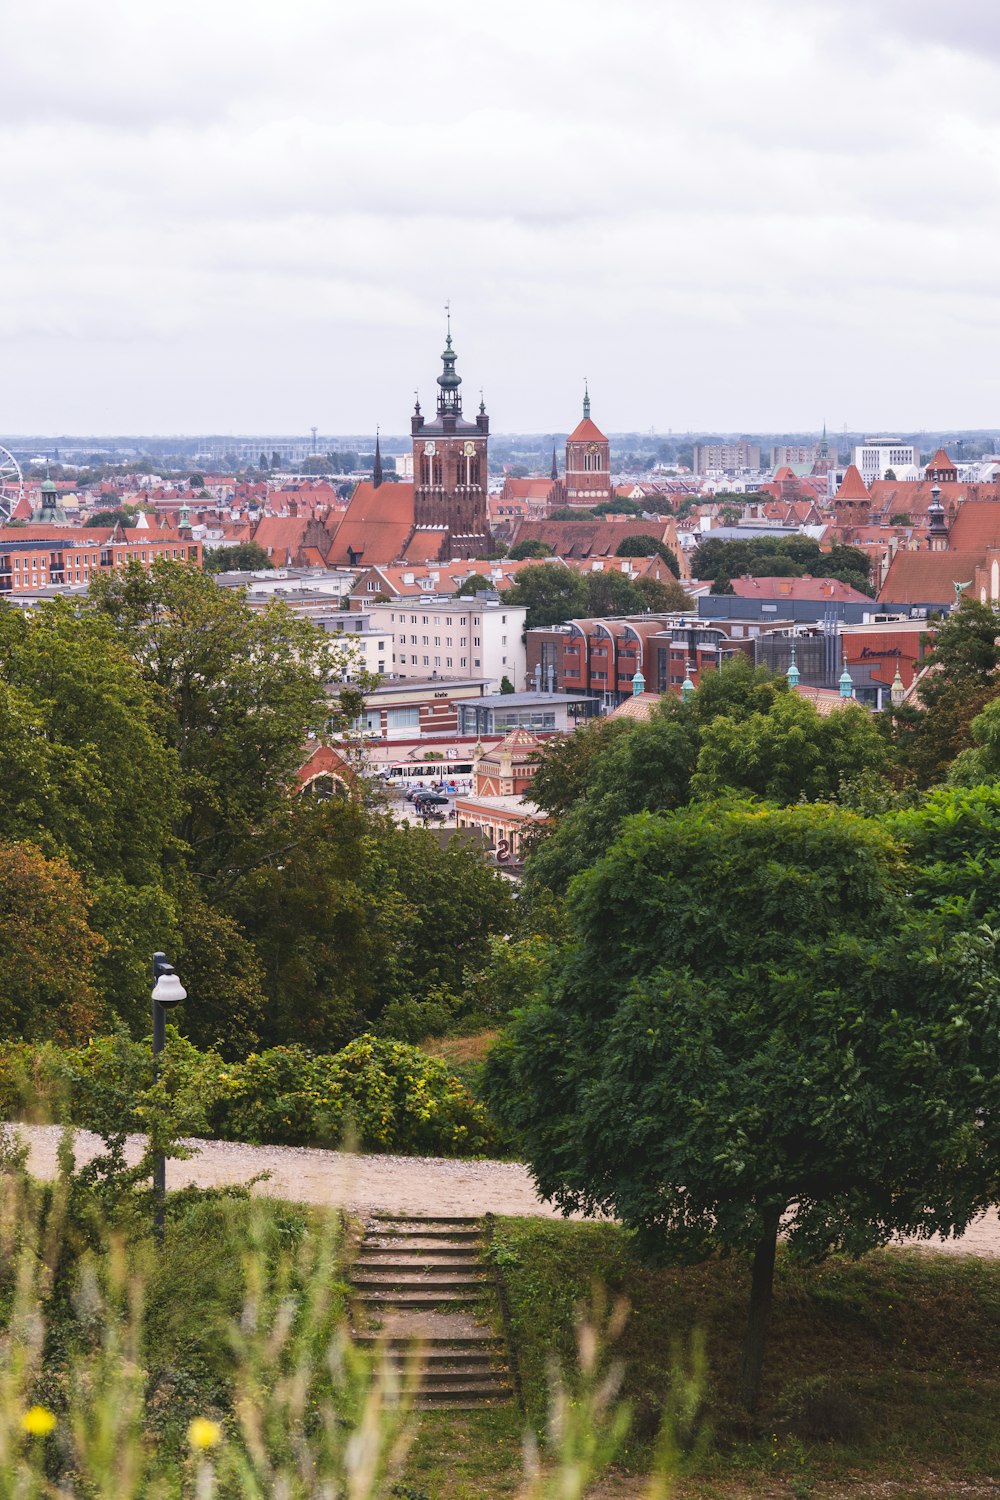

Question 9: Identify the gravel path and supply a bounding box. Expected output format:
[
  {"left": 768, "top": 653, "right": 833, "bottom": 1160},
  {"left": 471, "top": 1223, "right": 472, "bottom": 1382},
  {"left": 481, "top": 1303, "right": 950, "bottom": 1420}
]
[{"left": 9, "top": 1124, "right": 1000, "bottom": 1257}]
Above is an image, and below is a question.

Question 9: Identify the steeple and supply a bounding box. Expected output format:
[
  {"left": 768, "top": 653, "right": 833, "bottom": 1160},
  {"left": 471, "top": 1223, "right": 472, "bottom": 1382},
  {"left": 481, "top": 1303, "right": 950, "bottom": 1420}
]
[
  {"left": 373, "top": 429, "right": 383, "bottom": 490},
  {"left": 890, "top": 666, "right": 905, "bottom": 708},
  {"left": 583, "top": 380, "right": 591, "bottom": 421},
  {"left": 437, "top": 305, "right": 462, "bottom": 417},
  {"left": 786, "top": 641, "right": 800, "bottom": 690},
  {"left": 551, "top": 447, "right": 558, "bottom": 481},
  {"left": 839, "top": 659, "right": 855, "bottom": 699}
]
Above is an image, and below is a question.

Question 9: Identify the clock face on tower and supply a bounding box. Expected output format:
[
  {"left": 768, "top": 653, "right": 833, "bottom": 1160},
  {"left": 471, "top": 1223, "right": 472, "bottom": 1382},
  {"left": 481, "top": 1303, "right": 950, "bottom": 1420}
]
[
  {"left": 424, "top": 441, "right": 436, "bottom": 456},
  {"left": 463, "top": 441, "right": 476, "bottom": 457}
]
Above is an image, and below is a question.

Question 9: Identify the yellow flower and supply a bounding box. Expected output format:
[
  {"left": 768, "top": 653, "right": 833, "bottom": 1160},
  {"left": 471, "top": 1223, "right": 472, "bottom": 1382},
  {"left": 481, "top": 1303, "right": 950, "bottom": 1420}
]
[
  {"left": 21, "top": 1406, "right": 56, "bottom": 1437},
  {"left": 187, "top": 1418, "right": 222, "bottom": 1451}
]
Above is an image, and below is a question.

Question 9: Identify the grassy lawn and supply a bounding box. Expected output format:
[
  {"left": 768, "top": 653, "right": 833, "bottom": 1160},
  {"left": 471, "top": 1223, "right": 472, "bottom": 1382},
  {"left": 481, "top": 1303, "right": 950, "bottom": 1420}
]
[{"left": 471, "top": 1217, "right": 1000, "bottom": 1497}]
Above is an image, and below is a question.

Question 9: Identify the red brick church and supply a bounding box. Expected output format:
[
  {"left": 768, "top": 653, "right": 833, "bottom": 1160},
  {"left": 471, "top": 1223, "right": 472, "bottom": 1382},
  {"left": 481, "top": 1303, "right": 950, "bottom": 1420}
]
[{"left": 328, "top": 324, "right": 491, "bottom": 567}]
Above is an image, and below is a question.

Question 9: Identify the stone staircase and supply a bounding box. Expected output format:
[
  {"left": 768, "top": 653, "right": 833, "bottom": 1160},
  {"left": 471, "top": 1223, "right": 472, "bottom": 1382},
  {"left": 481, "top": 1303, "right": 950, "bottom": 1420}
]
[{"left": 351, "top": 1213, "right": 514, "bottom": 1410}]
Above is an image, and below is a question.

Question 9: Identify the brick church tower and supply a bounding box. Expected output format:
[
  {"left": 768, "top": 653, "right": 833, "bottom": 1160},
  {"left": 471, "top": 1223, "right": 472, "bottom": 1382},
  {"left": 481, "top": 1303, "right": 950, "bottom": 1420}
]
[
  {"left": 563, "top": 383, "right": 612, "bottom": 508},
  {"left": 411, "top": 323, "right": 490, "bottom": 559}
]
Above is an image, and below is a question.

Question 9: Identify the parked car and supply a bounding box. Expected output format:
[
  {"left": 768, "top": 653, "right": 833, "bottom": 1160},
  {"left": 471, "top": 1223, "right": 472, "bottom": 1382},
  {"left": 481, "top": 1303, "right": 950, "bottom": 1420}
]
[{"left": 414, "top": 792, "right": 450, "bottom": 809}]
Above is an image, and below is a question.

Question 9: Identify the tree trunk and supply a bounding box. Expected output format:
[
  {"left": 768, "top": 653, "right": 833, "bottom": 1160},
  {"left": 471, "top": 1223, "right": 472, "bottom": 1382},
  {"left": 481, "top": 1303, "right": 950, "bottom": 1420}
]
[{"left": 736, "top": 1206, "right": 782, "bottom": 1415}]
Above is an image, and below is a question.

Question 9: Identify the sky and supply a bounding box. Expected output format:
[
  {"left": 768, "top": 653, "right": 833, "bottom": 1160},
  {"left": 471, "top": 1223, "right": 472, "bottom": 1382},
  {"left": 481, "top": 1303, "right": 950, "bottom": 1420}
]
[{"left": 3, "top": 0, "right": 1000, "bottom": 436}]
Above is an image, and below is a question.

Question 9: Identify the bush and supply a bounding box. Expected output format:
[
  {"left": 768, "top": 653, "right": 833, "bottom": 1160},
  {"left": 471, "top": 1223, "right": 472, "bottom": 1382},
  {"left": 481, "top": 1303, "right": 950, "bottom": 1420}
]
[{"left": 0, "top": 1029, "right": 495, "bottom": 1158}]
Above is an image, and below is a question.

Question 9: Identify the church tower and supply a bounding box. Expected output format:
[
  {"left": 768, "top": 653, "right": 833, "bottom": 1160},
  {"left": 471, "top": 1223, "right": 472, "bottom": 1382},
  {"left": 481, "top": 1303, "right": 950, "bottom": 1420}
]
[
  {"left": 411, "top": 320, "right": 490, "bottom": 559},
  {"left": 564, "top": 383, "right": 612, "bottom": 508}
]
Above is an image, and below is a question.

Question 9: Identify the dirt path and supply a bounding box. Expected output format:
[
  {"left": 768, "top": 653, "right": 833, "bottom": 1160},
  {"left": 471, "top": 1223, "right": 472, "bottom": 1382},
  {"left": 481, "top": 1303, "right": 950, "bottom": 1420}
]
[{"left": 9, "top": 1124, "right": 1000, "bottom": 1257}]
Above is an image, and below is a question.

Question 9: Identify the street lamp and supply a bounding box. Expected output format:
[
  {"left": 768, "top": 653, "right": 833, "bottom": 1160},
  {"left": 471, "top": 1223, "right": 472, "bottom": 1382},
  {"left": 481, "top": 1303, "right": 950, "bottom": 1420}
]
[{"left": 151, "top": 951, "right": 186, "bottom": 1242}]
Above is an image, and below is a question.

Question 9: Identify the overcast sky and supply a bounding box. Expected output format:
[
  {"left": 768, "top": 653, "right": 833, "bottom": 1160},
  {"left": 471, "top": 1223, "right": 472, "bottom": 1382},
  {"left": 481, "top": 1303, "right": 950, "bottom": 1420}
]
[{"left": 4, "top": 0, "right": 999, "bottom": 436}]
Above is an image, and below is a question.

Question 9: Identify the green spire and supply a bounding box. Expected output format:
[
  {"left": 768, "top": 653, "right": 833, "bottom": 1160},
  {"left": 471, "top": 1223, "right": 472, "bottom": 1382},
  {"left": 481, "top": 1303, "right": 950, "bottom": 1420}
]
[
  {"left": 786, "top": 641, "right": 800, "bottom": 689},
  {"left": 681, "top": 662, "right": 695, "bottom": 701},
  {"left": 839, "top": 659, "right": 854, "bottom": 699},
  {"left": 583, "top": 380, "right": 591, "bottom": 421},
  {"left": 632, "top": 668, "right": 646, "bottom": 696}
]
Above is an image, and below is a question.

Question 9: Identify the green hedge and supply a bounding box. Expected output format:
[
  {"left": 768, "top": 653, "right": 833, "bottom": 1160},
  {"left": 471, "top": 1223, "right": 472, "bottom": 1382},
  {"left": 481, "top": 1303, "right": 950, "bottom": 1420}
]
[{"left": 0, "top": 1029, "right": 494, "bottom": 1157}]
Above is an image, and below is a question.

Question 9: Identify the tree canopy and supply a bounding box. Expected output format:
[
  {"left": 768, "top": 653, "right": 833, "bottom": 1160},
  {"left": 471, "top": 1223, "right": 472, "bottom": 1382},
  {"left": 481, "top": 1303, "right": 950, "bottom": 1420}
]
[
  {"left": 487, "top": 799, "right": 1000, "bottom": 1410},
  {"left": 202, "top": 541, "right": 274, "bottom": 574},
  {"left": 690, "top": 536, "right": 873, "bottom": 596}
]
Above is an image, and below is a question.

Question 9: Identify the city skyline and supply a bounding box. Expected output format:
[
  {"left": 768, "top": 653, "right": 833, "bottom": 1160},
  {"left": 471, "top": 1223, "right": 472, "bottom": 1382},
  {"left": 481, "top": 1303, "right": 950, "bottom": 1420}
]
[{"left": 4, "top": 0, "right": 999, "bottom": 433}]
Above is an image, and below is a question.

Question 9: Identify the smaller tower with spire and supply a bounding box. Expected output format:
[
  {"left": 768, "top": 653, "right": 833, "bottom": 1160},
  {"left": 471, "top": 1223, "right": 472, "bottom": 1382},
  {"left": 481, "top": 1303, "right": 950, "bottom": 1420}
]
[
  {"left": 927, "top": 483, "right": 949, "bottom": 551},
  {"left": 563, "top": 382, "right": 612, "bottom": 509},
  {"left": 373, "top": 429, "right": 383, "bottom": 490}
]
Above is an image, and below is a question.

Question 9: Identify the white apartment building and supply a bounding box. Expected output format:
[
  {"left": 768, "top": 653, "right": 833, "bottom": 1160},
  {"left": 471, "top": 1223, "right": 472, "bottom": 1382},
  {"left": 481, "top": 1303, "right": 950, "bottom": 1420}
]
[
  {"left": 366, "top": 596, "right": 527, "bottom": 691},
  {"left": 852, "top": 438, "right": 920, "bottom": 484},
  {"left": 320, "top": 611, "right": 393, "bottom": 681}
]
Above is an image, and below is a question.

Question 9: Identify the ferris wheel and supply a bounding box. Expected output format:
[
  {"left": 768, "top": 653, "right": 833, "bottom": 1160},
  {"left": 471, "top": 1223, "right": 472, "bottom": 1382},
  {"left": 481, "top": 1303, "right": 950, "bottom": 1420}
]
[{"left": 0, "top": 447, "right": 23, "bottom": 523}]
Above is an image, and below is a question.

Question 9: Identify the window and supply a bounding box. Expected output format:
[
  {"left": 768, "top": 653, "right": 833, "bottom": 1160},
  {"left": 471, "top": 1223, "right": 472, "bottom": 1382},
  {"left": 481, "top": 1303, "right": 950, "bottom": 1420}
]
[
  {"left": 411, "top": 654, "right": 417, "bottom": 664},
  {"left": 410, "top": 615, "right": 417, "bottom": 624},
  {"left": 445, "top": 617, "right": 452, "bottom": 626},
  {"left": 378, "top": 640, "right": 385, "bottom": 651},
  {"left": 474, "top": 658, "right": 480, "bottom": 667},
  {"left": 502, "top": 635, "right": 507, "bottom": 644},
  {"left": 387, "top": 707, "right": 419, "bottom": 729},
  {"left": 422, "top": 615, "right": 429, "bottom": 624},
  {"left": 446, "top": 657, "right": 453, "bottom": 667},
  {"left": 422, "top": 635, "right": 429, "bottom": 645},
  {"left": 434, "top": 656, "right": 441, "bottom": 667},
  {"left": 422, "top": 655, "right": 430, "bottom": 666},
  {"left": 446, "top": 636, "right": 452, "bottom": 646},
  {"left": 434, "top": 636, "right": 440, "bottom": 645},
  {"left": 474, "top": 636, "right": 480, "bottom": 646},
  {"left": 461, "top": 657, "right": 467, "bottom": 666}
]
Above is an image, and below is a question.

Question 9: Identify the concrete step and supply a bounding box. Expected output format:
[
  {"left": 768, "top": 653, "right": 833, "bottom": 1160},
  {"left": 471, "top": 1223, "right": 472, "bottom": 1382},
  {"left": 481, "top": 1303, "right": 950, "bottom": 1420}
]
[
  {"left": 359, "top": 1242, "right": 485, "bottom": 1254},
  {"left": 406, "top": 1380, "right": 513, "bottom": 1399},
  {"left": 354, "top": 1332, "right": 504, "bottom": 1351},
  {"left": 354, "top": 1289, "right": 488, "bottom": 1307},
  {"left": 366, "top": 1228, "right": 482, "bottom": 1242},
  {"left": 353, "top": 1270, "right": 489, "bottom": 1286},
  {"left": 368, "top": 1215, "right": 481, "bottom": 1226}
]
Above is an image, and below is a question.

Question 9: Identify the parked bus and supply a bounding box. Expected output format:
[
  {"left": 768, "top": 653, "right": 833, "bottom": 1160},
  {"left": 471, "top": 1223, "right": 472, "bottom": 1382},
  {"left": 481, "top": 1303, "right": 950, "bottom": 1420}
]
[{"left": 376, "top": 760, "right": 474, "bottom": 791}]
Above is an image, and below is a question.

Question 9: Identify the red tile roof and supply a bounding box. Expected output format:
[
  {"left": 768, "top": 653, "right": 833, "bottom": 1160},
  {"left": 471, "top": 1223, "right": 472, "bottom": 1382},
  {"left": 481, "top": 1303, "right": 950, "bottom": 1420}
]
[
  {"left": 326, "top": 482, "right": 416, "bottom": 566},
  {"left": 566, "top": 417, "right": 608, "bottom": 444},
  {"left": 728, "top": 576, "right": 872, "bottom": 603},
  {"left": 927, "top": 448, "right": 954, "bottom": 470},
  {"left": 836, "top": 465, "right": 870, "bottom": 501},
  {"left": 401, "top": 528, "right": 449, "bottom": 562},
  {"left": 878, "top": 550, "right": 982, "bottom": 605},
  {"left": 508, "top": 518, "right": 676, "bottom": 559},
  {"left": 945, "top": 502, "right": 1000, "bottom": 552}
]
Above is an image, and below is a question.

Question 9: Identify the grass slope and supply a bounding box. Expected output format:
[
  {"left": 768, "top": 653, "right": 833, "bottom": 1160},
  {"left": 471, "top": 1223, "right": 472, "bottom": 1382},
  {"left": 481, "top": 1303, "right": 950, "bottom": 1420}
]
[{"left": 482, "top": 1217, "right": 1000, "bottom": 1494}]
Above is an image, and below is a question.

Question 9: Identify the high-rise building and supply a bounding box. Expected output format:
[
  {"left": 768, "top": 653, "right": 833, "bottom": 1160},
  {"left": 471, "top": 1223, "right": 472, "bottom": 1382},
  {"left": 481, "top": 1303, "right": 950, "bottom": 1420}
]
[
  {"left": 693, "top": 442, "right": 761, "bottom": 474},
  {"left": 852, "top": 438, "right": 919, "bottom": 484}
]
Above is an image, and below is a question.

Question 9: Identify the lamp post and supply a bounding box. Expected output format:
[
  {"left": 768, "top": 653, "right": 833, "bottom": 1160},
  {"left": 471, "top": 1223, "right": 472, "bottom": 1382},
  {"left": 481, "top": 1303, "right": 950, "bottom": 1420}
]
[{"left": 151, "top": 951, "right": 186, "bottom": 1243}]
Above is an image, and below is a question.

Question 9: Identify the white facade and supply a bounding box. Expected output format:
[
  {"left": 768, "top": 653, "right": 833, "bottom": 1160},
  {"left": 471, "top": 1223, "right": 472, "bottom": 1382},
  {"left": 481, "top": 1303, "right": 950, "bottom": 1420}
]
[
  {"left": 321, "top": 612, "right": 392, "bottom": 681},
  {"left": 367, "top": 597, "right": 527, "bottom": 691},
  {"left": 853, "top": 438, "right": 920, "bottom": 484}
]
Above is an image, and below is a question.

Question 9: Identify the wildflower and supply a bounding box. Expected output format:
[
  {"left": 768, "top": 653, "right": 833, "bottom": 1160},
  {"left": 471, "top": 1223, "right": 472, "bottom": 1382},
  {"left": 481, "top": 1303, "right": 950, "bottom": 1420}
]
[
  {"left": 21, "top": 1406, "right": 56, "bottom": 1437},
  {"left": 187, "top": 1417, "right": 222, "bottom": 1450}
]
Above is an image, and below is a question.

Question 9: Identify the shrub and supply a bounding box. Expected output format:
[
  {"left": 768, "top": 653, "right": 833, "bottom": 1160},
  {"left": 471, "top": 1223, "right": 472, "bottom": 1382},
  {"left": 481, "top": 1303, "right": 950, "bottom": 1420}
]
[{"left": 0, "top": 1030, "right": 495, "bottom": 1158}]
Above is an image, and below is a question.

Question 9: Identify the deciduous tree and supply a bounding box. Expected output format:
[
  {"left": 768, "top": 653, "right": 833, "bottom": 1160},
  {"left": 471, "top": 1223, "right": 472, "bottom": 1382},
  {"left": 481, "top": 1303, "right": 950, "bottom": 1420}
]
[{"left": 487, "top": 801, "right": 1000, "bottom": 1412}]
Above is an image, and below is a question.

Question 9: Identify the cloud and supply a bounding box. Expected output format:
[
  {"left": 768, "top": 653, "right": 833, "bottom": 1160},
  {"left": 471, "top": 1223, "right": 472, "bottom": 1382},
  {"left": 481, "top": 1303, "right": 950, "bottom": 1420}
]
[{"left": 2, "top": 0, "right": 1000, "bottom": 432}]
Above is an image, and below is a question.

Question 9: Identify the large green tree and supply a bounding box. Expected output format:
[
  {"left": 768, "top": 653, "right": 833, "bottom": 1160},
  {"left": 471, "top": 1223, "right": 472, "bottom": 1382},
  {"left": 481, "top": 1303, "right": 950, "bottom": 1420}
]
[
  {"left": 89, "top": 560, "right": 356, "bottom": 890},
  {"left": 893, "top": 599, "right": 1000, "bottom": 787},
  {"left": 486, "top": 800, "right": 1000, "bottom": 1411},
  {"left": 505, "top": 563, "right": 588, "bottom": 630},
  {"left": 526, "top": 657, "right": 792, "bottom": 894},
  {"left": 0, "top": 601, "right": 180, "bottom": 1027}
]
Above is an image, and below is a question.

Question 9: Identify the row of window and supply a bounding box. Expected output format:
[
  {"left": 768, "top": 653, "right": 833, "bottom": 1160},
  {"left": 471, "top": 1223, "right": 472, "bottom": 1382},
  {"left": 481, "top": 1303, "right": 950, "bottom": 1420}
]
[
  {"left": 392, "top": 613, "right": 509, "bottom": 626},
  {"left": 394, "top": 655, "right": 480, "bottom": 668},
  {"left": 402, "top": 634, "right": 484, "bottom": 647}
]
